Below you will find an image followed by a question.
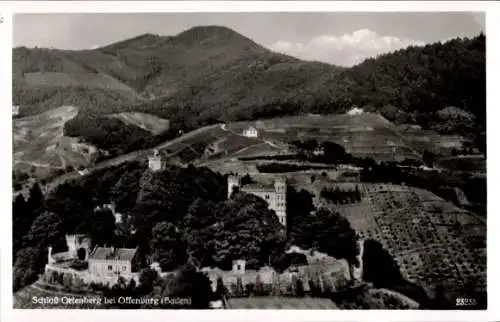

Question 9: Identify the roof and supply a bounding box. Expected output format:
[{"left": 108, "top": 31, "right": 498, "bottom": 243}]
[
  {"left": 89, "top": 247, "right": 137, "bottom": 261},
  {"left": 241, "top": 183, "right": 275, "bottom": 192}
]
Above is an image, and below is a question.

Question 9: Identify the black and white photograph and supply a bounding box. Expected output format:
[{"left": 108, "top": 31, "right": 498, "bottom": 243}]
[{"left": 9, "top": 7, "right": 488, "bottom": 312}]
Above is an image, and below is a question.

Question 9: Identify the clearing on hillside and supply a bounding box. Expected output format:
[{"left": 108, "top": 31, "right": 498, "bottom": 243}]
[
  {"left": 108, "top": 112, "right": 170, "bottom": 135},
  {"left": 24, "top": 72, "right": 136, "bottom": 94},
  {"left": 13, "top": 105, "right": 99, "bottom": 178}
]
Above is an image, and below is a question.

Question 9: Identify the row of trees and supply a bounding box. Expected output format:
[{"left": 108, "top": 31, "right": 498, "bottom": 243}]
[{"left": 320, "top": 186, "right": 362, "bottom": 205}]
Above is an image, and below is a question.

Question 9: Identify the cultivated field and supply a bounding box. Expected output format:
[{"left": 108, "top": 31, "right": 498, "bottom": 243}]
[
  {"left": 108, "top": 112, "right": 170, "bottom": 135},
  {"left": 227, "top": 113, "right": 428, "bottom": 162},
  {"left": 13, "top": 105, "right": 98, "bottom": 177},
  {"left": 318, "top": 183, "right": 486, "bottom": 293},
  {"left": 154, "top": 124, "right": 286, "bottom": 166}
]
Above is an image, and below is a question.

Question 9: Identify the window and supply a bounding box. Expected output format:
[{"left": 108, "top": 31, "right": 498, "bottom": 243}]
[
  {"left": 265, "top": 195, "right": 270, "bottom": 200},
  {"left": 108, "top": 265, "right": 112, "bottom": 271},
  {"left": 237, "top": 265, "right": 241, "bottom": 270}
]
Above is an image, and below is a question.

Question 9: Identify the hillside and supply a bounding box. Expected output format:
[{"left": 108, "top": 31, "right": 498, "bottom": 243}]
[
  {"left": 13, "top": 105, "right": 99, "bottom": 182},
  {"left": 12, "top": 26, "right": 485, "bottom": 179},
  {"left": 108, "top": 112, "right": 170, "bottom": 135}
]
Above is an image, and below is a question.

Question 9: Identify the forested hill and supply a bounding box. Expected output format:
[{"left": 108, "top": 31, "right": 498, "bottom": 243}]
[{"left": 13, "top": 26, "right": 485, "bottom": 154}]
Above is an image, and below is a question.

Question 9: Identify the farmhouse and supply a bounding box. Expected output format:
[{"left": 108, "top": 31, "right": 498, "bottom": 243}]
[
  {"left": 242, "top": 126, "right": 258, "bottom": 138},
  {"left": 228, "top": 175, "right": 287, "bottom": 226}
]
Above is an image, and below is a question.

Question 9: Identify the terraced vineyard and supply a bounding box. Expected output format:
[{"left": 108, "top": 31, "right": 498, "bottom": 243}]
[
  {"left": 226, "top": 113, "right": 436, "bottom": 162},
  {"left": 155, "top": 124, "right": 285, "bottom": 165},
  {"left": 334, "top": 183, "right": 486, "bottom": 292}
]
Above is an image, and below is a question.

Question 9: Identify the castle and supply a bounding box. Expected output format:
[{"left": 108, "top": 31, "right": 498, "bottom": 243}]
[
  {"left": 228, "top": 175, "right": 287, "bottom": 227},
  {"left": 45, "top": 234, "right": 140, "bottom": 286}
]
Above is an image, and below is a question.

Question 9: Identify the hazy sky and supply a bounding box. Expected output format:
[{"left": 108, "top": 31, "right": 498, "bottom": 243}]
[{"left": 13, "top": 12, "right": 485, "bottom": 66}]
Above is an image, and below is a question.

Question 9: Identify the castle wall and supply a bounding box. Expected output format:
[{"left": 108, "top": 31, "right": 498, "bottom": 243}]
[
  {"left": 89, "top": 259, "right": 132, "bottom": 276},
  {"left": 44, "top": 263, "right": 139, "bottom": 287}
]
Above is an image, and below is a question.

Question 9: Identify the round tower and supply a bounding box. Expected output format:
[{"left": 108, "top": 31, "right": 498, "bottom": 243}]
[
  {"left": 148, "top": 149, "right": 165, "bottom": 172},
  {"left": 65, "top": 234, "right": 92, "bottom": 260},
  {"left": 227, "top": 175, "right": 241, "bottom": 199}
]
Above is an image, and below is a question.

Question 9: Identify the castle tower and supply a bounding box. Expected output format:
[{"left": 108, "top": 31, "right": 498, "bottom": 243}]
[
  {"left": 148, "top": 149, "right": 165, "bottom": 172},
  {"left": 232, "top": 259, "right": 246, "bottom": 275},
  {"left": 274, "top": 177, "right": 287, "bottom": 227},
  {"left": 65, "top": 234, "right": 92, "bottom": 260},
  {"left": 47, "top": 246, "right": 56, "bottom": 264},
  {"left": 227, "top": 175, "right": 241, "bottom": 199}
]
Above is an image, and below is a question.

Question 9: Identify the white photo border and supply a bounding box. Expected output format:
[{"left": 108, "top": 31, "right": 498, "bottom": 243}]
[{"left": 1, "top": 1, "right": 498, "bottom": 322}]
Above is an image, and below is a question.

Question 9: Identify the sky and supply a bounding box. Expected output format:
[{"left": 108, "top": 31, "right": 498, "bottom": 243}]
[{"left": 13, "top": 12, "right": 485, "bottom": 66}]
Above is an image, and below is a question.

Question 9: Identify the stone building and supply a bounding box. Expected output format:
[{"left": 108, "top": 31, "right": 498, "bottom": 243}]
[
  {"left": 88, "top": 246, "right": 139, "bottom": 277},
  {"left": 227, "top": 175, "right": 287, "bottom": 227},
  {"left": 65, "top": 234, "right": 92, "bottom": 260},
  {"left": 45, "top": 234, "right": 141, "bottom": 286},
  {"left": 148, "top": 149, "right": 166, "bottom": 172}
]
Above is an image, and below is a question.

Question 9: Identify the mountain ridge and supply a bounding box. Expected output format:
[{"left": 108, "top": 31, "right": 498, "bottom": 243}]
[{"left": 13, "top": 26, "right": 485, "bottom": 166}]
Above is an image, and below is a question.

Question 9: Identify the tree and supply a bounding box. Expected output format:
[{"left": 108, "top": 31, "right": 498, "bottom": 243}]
[
  {"left": 150, "top": 221, "right": 187, "bottom": 271},
  {"left": 215, "top": 277, "right": 227, "bottom": 298},
  {"left": 362, "top": 239, "right": 403, "bottom": 288},
  {"left": 423, "top": 150, "right": 435, "bottom": 168},
  {"left": 44, "top": 182, "right": 95, "bottom": 234},
  {"left": 206, "top": 193, "right": 284, "bottom": 269},
  {"left": 138, "top": 267, "right": 159, "bottom": 295},
  {"left": 13, "top": 247, "right": 41, "bottom": 291},
  {"left": 295, "top": 278, "right": 305, "bottom": 297},
  {"left": 24, "top": 211, "right": 65, "bottom": 250},
  {"left": 308, "top": 208, "right": 358, "bottom": 265},
  {"left": 13, "top": 194, "right": 30, "bottom": 257},
  {"left": 13, "top": 211, "right": 65, "bottom": 292},
  {"left": 287, "top": 187, "right": 315, "bottom": 242},
  {"left": 322, "top": 141, "right": 348, "bottom": 164},
  {"left": 27, "top": 183, "right": 44, "bottom": 214},
  {"left": 90, "top": 208, "right": 117, "bottom": 248},
  {"left": 161, "top": 264, "right": 214, "bottom": 309}
]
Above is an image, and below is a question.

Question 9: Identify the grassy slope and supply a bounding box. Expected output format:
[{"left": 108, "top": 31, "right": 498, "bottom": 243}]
[
  {"left": 12, "top": 27, "right": 484, "bottom": 163},
  {"left": 108, "top": 112, "right": 170, "bottom": 135}
]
